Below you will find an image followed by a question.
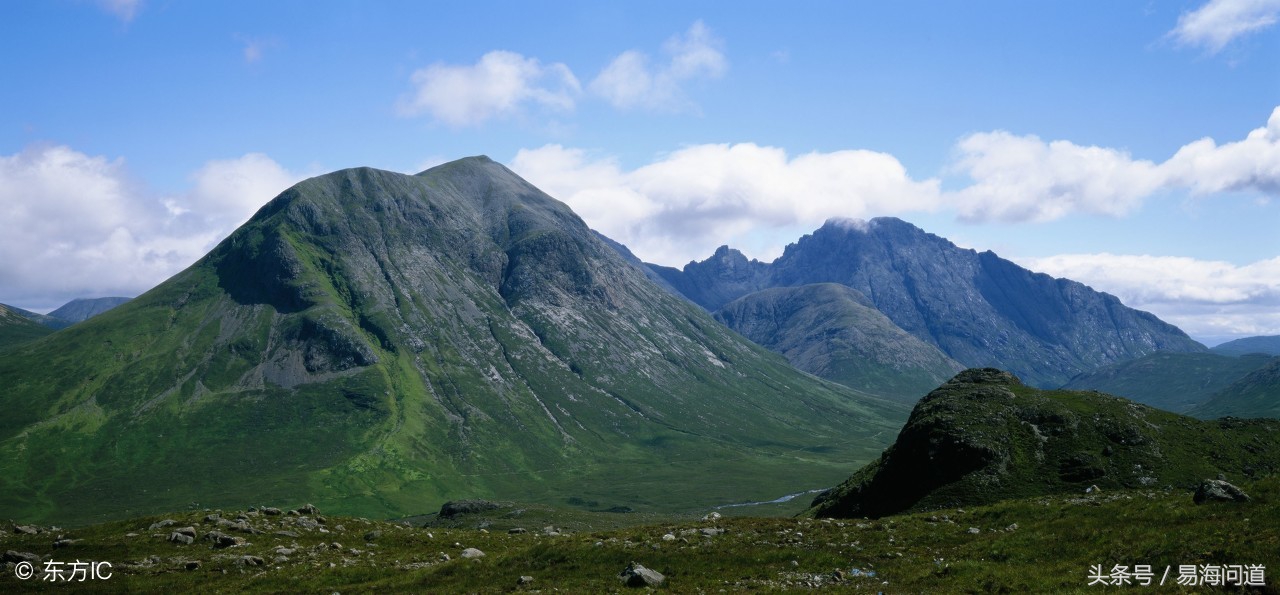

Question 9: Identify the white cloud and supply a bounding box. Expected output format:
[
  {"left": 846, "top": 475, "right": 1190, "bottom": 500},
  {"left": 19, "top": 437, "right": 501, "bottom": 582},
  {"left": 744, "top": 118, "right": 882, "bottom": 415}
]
[
  {"left": 590, "top": 20, "right": 727, "bottom": 111},
  {"left": 98, "top": 0, "right": 141, "bottom": 23},
  {"left": 397, "top": 50, "right": 580, "bottom": 127},
  {"left": 1164, "top": 106, "right": 1280, "bottom": 195},
  {"left": 950, "top": 132, "right": 1165, "bottom": 223},
  {"left": 949, "top": 105, "right": 1280, "bottom": 222},
  {"left": 1017, "top": 253, "right": 1280, "bottom": 342},
  {"left": 0, "top": 145, "right": 305, "bottom": 311},
  {"left": 511, "top": 143, "right": 941, "bottom": 266},
  {"left": 1169, "top": 0, "right": 1280, "bottom": 53}
]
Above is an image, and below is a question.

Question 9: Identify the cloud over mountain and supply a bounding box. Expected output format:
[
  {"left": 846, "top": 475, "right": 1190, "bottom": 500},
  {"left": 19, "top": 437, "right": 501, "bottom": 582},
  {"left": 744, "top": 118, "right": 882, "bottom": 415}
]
[{"left": 0, "top": 145, "right": 305, "bottom": 310}]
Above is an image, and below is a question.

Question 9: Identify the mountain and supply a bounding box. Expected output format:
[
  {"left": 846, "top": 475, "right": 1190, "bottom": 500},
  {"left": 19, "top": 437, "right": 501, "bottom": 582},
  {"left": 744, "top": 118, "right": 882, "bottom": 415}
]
[
  {"left": 47, "top": 296, "right": 131, "bottom": 323},
  {"left": 1212, "top": 335, "right": 1280, "bottom": 357},
  {"left": 0, "top": 157, "right": 907, "bottom": 526},
  {"left": 1190, "top": 357, "right": 1280, "bottom": 419},
  {"left": 0, "top": 302, "right": 71, "bottom": 330},
  {"left": 653, "top": 218, "right": 1205, "bottom": 387},
  {"left": 808, "top": 368, "right": 1280, "bottom": 519},
  {"left": 0, "top": 304, "right": 55, "bottom": 351},
  {"left": 714, "top": 283, "right": 963, "bottom": 402},
  {"left": 1061, "top": 351, "right": 1273, "bottom": 414}
]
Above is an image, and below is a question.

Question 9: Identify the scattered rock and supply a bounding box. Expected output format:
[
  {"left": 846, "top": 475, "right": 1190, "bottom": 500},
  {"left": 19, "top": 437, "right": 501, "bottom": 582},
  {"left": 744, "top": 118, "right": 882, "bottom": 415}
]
[
  {"left": 276, "top": 530, "right": 300, "bottom": 538},
  {"left": 237, "top": 555, "right": 265, "bottom": 567},
  {"left": 1194, "top": 479, "right": 1250, "bottom": 504},
  {"left": 439, "top": 500, "right": 499, "bottom": 518},
  {"left": 517, "top": 575, "right": 535, "bottom": 585},
  {"left": 262, "top": 507, "right": 283, "bottom": 516},
  {"left": 168, "top": 532, "right": 195, "bottom": 545},
  {"left": 438, "top": 553, "right": 451, "bottom": 562},
  {"left": 363, "top": 530, "right": 382, "bottom": 542},
  {"left": 3, "top": 551, "right": 41, "bottom": 563},
  {"left": 298, "top": 504, "right": 319, "bottom": 516},
  {"left": 206, "top": 531, "right": 245, "bottom": 548},
  {"left": 508, "top": 528, "right": 527, "bottom": 534},
  {"left": 275, "top": 547, "right": 296, "bottom": 556},
  {"left": 967, "top": 527, "right": 980, "bottom": 534},
  {"left": 184, "top": 561, "right": 201, "bottom": 571},
  {"left": 703, "top": 512, "right": 722, "bottom": 521},
  {"left": 13, "top": 525, "right": 39, "bottom": 535},
  {"left": 1086, "top": 485, "right": 1101, "bottom": 494},
  {"left": 542, "top": 526, "right": 562, "bottom": 536},
  {"left": 700, "top": 528, "right": 725, "bottom": 536},
  {"left": 619, "top": 562, "right": 665, "bottom": 587},
  {"left": 203, "top": 514, "right": 221, "bottom": 523},
  {"left": 661, "top": 533, "right": 676, "bottom": 541},
  {"left": 1005, "top": 523, "right": 1018, "bottom": 532},
  {"left": 460, "top": 548, "right": 485, "bottom": 559},
  {"left": 149, "top": 519, "right": 177, "bottom": 530}
]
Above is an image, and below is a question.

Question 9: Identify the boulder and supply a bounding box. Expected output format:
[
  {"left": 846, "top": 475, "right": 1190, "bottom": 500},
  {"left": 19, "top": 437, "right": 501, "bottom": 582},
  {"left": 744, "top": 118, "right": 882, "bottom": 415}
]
[
  {"left": 438, "top": 500, "right": 499, "bottom": 518},
  {"left": 619, "top": 562, "right": 665, "bottom": 587},
  {"left": 1193, "top": 479, "right": 1250, "bottom": 504},
  {"left": 460, "top": 547, "right": 485, "bottom": 559}
]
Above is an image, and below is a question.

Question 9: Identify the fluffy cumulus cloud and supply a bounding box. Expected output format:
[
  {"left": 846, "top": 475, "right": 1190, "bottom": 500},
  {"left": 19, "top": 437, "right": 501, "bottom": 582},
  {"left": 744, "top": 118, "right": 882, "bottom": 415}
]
[
  {"left": 1017, "top": 253, "right": 1280, "bottom": 343},
  {"left": 950, "top": 106, "right": 1280, "bottom": 222},
  {"left": 397, "top": 51, "right": 580, "bottom": 127},
  {"left": 511, "top": 143, "right": 942, "bottom": 265},
  {"left": 950, "top": 132, "right": 1165, "bottom": 222},
  {"left": 0, "top": 145, "right": 305, "bottom": 311},
  {"left": 590, "top": 20, "right": 727, "bottom": 111},
  {"left": 1169, "top": 0, "right": 1280, "bottom": 53}
]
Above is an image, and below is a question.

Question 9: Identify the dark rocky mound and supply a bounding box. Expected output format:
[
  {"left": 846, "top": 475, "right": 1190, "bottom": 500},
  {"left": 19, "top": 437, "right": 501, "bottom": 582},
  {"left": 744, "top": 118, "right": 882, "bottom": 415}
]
[{"left": 810, "top": 368, "right": 1280, "bottom": 518}]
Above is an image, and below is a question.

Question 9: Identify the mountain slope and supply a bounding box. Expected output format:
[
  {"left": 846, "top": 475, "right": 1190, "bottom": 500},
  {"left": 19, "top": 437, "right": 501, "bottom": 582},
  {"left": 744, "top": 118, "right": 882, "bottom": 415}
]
[
  {"left": 809, "top": 368, "right": 1280, "bottom": 519},
  {"left": 1061, "top": 351, "right": 1273, "bottom": 413},
  {"left": 0, "top": 304, "right": 55, "bottom": 350},
  {"left": 1191, "top": 357, "right": 1280, "bottom": 419},
  {"left": 1212, "top": 335, "right": 1280, "bottom": 357},
  {"left": 0, "top": 157, "right": 906, "bottom": 526},
  {"left": 47, "top": 296, "right": 131, "bottom": 323},
  {"left": 655, "top": 218, "right": 1204, "bottom": 387},
  {"left": 714, "top": 283, "right": 963, "bottom": 402}
]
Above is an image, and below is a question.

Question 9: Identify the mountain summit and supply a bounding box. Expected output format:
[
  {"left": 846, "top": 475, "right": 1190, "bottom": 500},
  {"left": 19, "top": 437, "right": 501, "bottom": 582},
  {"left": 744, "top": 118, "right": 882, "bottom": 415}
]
[
  {"left": 0, "top": 157, "right": 904, "bottom": 525},
  {"left": 652, "top": 217, "right": 1204, "bottom": 387}
]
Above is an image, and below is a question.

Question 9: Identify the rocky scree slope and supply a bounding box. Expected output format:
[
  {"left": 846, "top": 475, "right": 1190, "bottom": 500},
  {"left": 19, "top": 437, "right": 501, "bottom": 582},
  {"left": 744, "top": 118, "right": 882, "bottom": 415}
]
[
  {"left": 0, "top": 157, "right": 906, "bottom": 526},
  {"left": 809, "top": 368, "right": 1280, "bottom": 519}
]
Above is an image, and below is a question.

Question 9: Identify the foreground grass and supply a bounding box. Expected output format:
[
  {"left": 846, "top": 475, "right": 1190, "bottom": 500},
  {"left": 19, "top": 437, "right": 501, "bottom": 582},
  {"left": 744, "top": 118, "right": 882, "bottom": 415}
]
[{"left": 2, "top": 477, "right": 1277, "bottom": 593}]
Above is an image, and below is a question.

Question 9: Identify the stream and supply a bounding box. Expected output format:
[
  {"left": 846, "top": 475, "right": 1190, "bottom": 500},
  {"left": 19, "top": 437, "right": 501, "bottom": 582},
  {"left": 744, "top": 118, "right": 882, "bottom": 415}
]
[{"left": 714, "top": 488, "right": 828, "bottom": 509}]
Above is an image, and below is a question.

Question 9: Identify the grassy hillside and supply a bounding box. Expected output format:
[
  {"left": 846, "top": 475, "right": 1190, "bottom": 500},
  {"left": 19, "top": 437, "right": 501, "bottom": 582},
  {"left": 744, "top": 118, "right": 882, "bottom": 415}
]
[
  {"left": 810, "top": 368, "right": 1280, "bottom": 519},
  {"left": 0, "top": 478, "right": 1275, "bottom": 592},
  {"left": 0, "top": 158, "right": 906, "bottom": 527},
  {"left": 1192, "top": 357, "right": 1280, "bottom": 420},
  {"left": 0, "top": 305, "right": 54, "bottom": 351},
  {"left": 1212, "top": 335, "right": 1280, "bottom": 357},
  {"left": 1061, "top": 351, "right": 1273, "bottom": 413},
  {"left": 715, "top": 283, "right": 963, "bottom": 403}
]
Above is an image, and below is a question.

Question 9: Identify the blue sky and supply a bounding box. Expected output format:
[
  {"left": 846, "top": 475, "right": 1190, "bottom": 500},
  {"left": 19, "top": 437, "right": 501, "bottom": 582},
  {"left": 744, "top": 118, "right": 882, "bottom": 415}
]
[{"left": 2, "top": 0, "right": 1278, "bottom": 344}]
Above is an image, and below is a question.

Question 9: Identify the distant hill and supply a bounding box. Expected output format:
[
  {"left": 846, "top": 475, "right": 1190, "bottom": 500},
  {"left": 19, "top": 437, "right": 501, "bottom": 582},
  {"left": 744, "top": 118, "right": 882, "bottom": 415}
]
[
  {"left": 1211, "top": 335, "right": 1280, "bottom": 357},
  {"left": 652, "top": 218, "right": 1205, "bottom": 387},
  {"left": 0, "top": 302, "right": 71, "bottom": 330},
  {"left": 1191, "top": 357, "right": 1280, "bottom": 420},
  {"left": 1061, "top": 352, "right": 1273, "bottom": 414},
  {"left": 809, "top": 368, "right": 1280, "bottom": 519},
  {"left": 47, "top": 296, "right": 131, "bottom": 323},
  {"left": 0, "top": 157, "right": 907, "bottom": 526},
  {"left": 714, "top": 283, "right": 963, "bottom": 402},
  {"left": 0, "top": 304, "right": 55, "bottom": 350}
]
